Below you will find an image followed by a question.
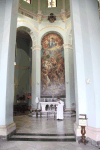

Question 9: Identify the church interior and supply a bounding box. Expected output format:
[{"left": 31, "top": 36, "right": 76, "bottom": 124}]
[{"left": 0, "top": 0, "right": 100, "bottom": 149}]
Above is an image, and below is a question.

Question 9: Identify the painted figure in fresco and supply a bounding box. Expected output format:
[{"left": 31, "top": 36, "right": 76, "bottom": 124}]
[
  {"left": 49, "top": 38, "right": 56, "bottom": 48},
  {"left": 41, "top": 33, "right": 66, "bottom": 97}
]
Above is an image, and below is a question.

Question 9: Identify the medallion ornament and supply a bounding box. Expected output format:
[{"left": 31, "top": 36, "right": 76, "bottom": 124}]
[{"left": 48, "top": 13, "right": 56, "bottom": 23}]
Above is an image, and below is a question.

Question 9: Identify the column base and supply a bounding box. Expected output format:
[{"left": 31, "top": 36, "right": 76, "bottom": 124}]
[
  {"left": 0, "top": 122, "right": 16, "bottom": 141},
  {"left": 74, "top": 122, "right": 100, "bottom": 148}
]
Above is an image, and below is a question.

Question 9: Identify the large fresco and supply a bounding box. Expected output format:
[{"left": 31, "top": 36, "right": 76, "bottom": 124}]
[{"left": 41, "top": 33, "right": 66, "bottom": 97}]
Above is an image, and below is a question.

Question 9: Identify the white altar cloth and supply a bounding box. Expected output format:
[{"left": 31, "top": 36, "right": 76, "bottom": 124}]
[{"left": 40, "top": 102, "right": 58, "bottom": 111}]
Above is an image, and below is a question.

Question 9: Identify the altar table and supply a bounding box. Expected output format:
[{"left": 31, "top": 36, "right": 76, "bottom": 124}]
[{"left": 40, "top": 102, "right": 58, "bottom": 112}]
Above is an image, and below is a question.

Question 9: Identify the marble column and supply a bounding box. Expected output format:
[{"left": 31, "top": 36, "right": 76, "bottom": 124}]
[
  {"left": 31, "top": 45, "right": 41, "bottom": 109},
  {"left": 70, "top": 0, "right": 100, "bottom": 143},
  {"left": 0, "top": 0, "right": 18, "bottom": 140}
]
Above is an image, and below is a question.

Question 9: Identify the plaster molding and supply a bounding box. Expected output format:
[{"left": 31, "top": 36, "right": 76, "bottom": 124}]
[
  {"left": 40, "top": 25, "right": 65, "bottom": 32},
  {"left": 40, "top": 22, "right": 71, "bottom": 33},
  {"left": 65, "top": 23, "right": 71, "bottom": 32},
  {"left": 63, "top": 44, "right": 68, "bottom": 49},
  {"left": 63, "top": 44, "right": 73, "bottom": 50},
  {"left": 37, "top": 13, "right": 43, "bottom": 24},
  {"left": 19, "top": 6, "right": 36, "bottom": 18},
  {"left": 17, "top": 26, "right": 36, "bottom": 48},
  {"left": 17, "top": 19, "right": 39, "bottom": 33},
  {"left": 0, "top": 122, "right": 16, "bottom": 136},
  {"left": 18, "top": 4, "right": 70, "bottom": 22},
  {"left": 31, "top": 45, "right": 41, "bottom": 51},
  {"left": 60, "top": 10, "right": 66, "bottom": 23},
  {"left": 17, "top": 19, "right": 71, "bottom": 34}
]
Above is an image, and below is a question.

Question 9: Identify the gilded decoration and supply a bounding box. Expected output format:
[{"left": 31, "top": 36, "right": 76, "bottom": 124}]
[{"left": 41, "top": 33, "right": 66, "bottom": 97}]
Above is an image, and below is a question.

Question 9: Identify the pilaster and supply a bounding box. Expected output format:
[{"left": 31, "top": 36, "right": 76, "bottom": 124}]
[
  {"left": 0, "top": 0, "right": 18, "bottom": 139},
  {"left": 70, "top": 0, "right": 100, "bottom": 146},
  {"left": 31, "top": 45, "right": 41, "bottom": 109}
]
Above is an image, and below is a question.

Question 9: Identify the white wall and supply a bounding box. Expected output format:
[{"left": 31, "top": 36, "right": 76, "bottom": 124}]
[{"left": 0, "top": 0, "right": 6, "bottom": 66}]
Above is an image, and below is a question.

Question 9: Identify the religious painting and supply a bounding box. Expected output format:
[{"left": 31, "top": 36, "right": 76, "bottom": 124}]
[{"left": 41, "top": 33, "right": 66, "bottom": 97}]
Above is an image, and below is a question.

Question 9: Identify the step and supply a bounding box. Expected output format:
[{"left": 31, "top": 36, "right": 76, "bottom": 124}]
[
  {"left": 9, "top": 133, "right": 76, "bottom": 142},
  {"left": 28, "top": 112, "right": 76, "bottom": 117}
]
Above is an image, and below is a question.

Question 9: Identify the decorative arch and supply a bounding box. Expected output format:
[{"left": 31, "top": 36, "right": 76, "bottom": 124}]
[
  {"left": 41, "top": 31, "right": 64, "bottom": 46},
  {"left": 39, "top": 28, "right": 65, "bottom": 45},
  {"left": 17, "top": 26, "right": 36, "bottom": 47}
]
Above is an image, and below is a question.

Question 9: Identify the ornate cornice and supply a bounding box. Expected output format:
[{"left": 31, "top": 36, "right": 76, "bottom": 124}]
[{"left": 18, "top": 3, "right": 70, "bottom": 23}]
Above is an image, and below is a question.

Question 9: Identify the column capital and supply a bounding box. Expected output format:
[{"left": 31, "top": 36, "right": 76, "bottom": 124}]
[
  {"left": 31, "top": 45, "right": 41, "bottom": 51},
  {"left": 63, "top": 44, "right": 68, "bottom": 49},
  {"left": 63, "top": 44, "right": 73, "bottom": 50}
]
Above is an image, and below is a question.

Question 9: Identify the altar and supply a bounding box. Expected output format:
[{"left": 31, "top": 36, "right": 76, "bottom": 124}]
[
  {"left": 40, "top": 102, "right": 58, "bottom": 112},
  {"left": 39, "top": 98, "right": 66, "bottom": 112}
]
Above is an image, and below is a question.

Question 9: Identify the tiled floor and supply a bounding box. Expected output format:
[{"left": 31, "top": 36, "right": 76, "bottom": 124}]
[
  {"left": 0, "top": 115, "right": 99, "bottom": 150},
  {"left": 0, "top": 141, "right": 98, "bottom": 150},
  {"left": 14, "top": 115, "right": 75, "bottom": 134}
]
